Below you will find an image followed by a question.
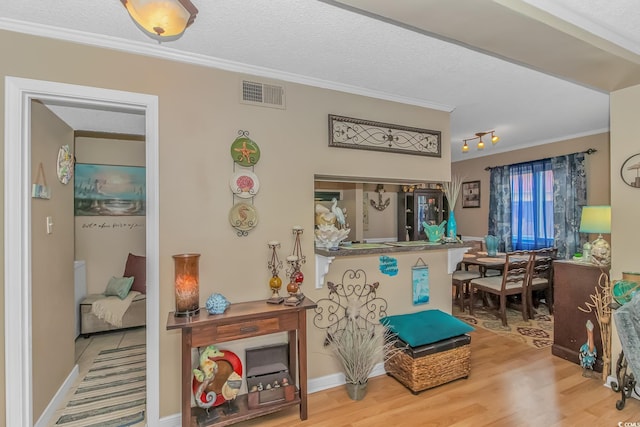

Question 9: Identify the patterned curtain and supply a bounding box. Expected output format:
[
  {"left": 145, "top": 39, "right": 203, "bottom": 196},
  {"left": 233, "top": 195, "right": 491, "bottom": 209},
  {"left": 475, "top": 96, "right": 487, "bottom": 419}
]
[
  {"left": 488, "top": 165, "right": 512, "bottom": 252},
  {"left": 551, "top": 152, "right": 587, "bottom": 259}
]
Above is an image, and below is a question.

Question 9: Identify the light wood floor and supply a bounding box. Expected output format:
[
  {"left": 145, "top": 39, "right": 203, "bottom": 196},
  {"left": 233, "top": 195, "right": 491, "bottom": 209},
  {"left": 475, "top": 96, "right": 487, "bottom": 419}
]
[{"left": 239, "top": 326, "right": 640, "bottom": 427}]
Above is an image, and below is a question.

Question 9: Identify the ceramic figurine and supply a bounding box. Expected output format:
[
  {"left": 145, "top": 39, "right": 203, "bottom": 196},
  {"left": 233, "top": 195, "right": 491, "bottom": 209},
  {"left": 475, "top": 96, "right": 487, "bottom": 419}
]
[
  {"left": 192, "top": 345, "right": 224, "bottom": 409},
  {"left": 331, "top": 198, "right": 347, "bottom": 229},
  {"left": 579, "top": 319, "right": 597, "bottom": 377},
  {"left": 206, "top": 293, "right": 230, "bottom": 314},
  {"left": 422, "top": 220, "right": 447, "bottom": 243}
]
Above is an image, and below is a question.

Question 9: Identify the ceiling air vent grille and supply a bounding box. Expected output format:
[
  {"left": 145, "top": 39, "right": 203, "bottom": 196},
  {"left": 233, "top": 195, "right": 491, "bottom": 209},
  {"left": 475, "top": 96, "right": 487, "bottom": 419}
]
[{"left": 241, "top": 80, "right": 286, "bottom": 109}]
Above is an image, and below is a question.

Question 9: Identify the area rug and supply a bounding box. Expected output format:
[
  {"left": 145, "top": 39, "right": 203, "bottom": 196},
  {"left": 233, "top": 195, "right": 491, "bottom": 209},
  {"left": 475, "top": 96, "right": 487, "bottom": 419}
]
[
  {"left": 55, "top": 344, "right": 146, "bottom": 427},
  {"left": 453, "top": 304, "right": 554, "bottom": 349}
]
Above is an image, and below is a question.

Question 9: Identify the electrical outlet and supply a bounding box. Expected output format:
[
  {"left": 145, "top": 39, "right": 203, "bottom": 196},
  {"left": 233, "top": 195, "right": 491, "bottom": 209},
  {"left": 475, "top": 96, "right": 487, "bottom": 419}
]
[{"left": 46, "top": 216, "right": 53, "bottom": 234}]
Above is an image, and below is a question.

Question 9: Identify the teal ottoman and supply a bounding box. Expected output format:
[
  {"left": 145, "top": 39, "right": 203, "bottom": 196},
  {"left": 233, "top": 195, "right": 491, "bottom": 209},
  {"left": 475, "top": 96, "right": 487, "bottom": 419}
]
[{"left": 381, "top": 309, "right": 473, "bottom": 393}]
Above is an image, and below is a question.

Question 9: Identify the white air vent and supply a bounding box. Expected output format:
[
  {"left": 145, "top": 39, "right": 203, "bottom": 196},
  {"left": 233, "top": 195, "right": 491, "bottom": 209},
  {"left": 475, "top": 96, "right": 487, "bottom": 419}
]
[{"left": 241, "top": 80, "right": 286, "bottom": 109}]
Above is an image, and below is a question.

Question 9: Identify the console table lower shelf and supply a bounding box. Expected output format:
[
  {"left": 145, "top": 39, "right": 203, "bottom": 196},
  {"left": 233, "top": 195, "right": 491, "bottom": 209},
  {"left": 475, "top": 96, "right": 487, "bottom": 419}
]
[
  {"left": 166, "top": 298, "right": 316, "bottom": 427},
  {"left": 191, "top": 392, "right": 300, "bottom": 427}
]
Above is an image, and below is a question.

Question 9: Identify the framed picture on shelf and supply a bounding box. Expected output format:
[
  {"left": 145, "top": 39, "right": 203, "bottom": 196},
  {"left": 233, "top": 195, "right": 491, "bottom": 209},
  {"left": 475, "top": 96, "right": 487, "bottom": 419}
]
[{"left": 462, "top": 180, "right": 481, "bottom": 208}]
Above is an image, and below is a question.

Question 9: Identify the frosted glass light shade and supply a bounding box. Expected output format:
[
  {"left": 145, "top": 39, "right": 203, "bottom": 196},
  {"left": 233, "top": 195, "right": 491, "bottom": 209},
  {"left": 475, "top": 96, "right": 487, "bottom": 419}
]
[
  {"left": 579, "top": 205, "right": 611, "bottom": 266},
  {"left": 122, "top": 0, "right": 198, "bottom": 40},
  {"left": 579, "top": 206, "right": 611, "bottom": 234}
]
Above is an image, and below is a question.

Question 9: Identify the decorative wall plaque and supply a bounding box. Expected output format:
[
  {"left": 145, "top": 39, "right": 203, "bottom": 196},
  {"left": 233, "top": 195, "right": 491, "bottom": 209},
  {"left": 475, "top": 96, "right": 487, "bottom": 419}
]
[{"left": 328, "top": 114, "right": 441, "bottom": 157}]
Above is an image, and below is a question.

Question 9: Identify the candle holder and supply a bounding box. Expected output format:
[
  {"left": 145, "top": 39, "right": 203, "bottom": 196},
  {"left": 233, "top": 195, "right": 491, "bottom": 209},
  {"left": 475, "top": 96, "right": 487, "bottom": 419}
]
[
  {"left": 267, "top": 241, "right": 284, "bottom": 304},
  {"left": 288, "top": 226, "right": 306, "bottom": 303},
  {"left": 173, "top": 253, "right": 201, "bottom": 317},
  {"left": 284, "top": 255, "right": 301, "bottom": 306}
]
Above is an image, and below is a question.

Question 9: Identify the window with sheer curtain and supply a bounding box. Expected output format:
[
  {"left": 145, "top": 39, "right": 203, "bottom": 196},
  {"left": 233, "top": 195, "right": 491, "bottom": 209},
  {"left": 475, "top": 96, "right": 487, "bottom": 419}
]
[
  {"left": 510, "top": 159, "right": 554, "bottom": 250},
  {"left": 488, "top": 151, "right": 587, "bottom": 259}
]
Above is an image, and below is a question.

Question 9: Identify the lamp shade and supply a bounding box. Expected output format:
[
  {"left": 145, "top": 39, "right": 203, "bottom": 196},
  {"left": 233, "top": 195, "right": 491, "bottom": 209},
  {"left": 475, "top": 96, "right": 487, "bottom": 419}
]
[
  {"left": 579, "top": 205, "right": 611, "bottom": 234},
  {"left": 121, "top": 0, "right": 198, "bottom": 40}
]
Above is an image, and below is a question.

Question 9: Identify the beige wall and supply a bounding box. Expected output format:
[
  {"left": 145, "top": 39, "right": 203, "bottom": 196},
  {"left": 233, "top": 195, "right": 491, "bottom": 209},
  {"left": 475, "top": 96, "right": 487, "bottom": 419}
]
[
  {"left": 310, "top": 250, "right": 452, "bottom": 378},
  {"left": 74, "top": 136, "right": 146, "bottom": 294},
  {"left": 0, "top": 30, "right": 451, "bottom": 419},
  {"left": 610, "top": 83, "right": 640, "bottom": 366},
  {"left": 30, "top": 102, "right": 76, "bottom": 420},
  {"left": 451, "top": 133, "right": 610, "bottom": 238}
]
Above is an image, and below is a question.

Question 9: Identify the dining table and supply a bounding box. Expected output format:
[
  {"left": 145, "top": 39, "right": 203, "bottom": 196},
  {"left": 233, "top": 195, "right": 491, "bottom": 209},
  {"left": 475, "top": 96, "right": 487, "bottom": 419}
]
[{"left": 460, "top": 251, "right": 508, "bottom": 276}]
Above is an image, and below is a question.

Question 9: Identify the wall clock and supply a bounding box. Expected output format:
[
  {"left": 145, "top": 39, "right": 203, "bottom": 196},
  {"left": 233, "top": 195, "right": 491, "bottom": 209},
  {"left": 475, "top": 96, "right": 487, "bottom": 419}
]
[{"left": 620, "top": 153, "right": 640, "bottom": 188}]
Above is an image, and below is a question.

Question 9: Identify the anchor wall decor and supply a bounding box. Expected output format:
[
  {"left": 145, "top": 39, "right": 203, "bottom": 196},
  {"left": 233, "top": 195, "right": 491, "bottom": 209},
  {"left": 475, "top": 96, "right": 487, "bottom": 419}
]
[{"left": 370, "top": 184, "right": 390, "bottom": 211}]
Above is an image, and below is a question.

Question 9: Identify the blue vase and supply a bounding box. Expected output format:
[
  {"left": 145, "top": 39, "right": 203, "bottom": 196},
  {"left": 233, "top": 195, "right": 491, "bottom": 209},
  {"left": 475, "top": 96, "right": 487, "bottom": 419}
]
[
  {"left": 447, "top": 211, "right": 457, "bottom": 239},
  {"left": 485, "top": 235, "right": 499, "bottom": 257}
]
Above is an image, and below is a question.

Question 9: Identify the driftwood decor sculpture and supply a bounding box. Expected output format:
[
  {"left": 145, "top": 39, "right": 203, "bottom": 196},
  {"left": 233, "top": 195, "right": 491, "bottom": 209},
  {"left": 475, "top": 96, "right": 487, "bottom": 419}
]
[{"left": 578, "top": 271, "right": 612, "bottom": 382}]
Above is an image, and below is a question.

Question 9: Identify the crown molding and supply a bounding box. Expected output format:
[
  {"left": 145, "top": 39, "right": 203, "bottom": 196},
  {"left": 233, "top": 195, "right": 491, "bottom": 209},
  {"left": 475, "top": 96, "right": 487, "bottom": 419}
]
[{"left": 0, "top": 18, "right": 455, "bottom": 112}]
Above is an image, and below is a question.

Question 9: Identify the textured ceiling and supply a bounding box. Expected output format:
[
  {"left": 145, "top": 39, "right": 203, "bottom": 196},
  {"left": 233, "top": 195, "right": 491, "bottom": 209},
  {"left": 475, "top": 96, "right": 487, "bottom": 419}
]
[{"left": 1, "top": 1, "right": 638, "bottom": 162}]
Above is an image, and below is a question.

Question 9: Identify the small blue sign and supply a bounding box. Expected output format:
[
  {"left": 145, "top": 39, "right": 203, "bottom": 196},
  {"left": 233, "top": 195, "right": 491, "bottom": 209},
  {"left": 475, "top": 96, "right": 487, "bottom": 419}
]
[{"left": 379, "top": 255, "right": 398, "bottom": 276}]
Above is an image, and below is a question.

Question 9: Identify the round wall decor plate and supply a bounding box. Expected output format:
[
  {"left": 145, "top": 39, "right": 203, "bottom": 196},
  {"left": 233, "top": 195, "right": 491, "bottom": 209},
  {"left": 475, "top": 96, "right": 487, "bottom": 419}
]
[
  {"left": 620, "top": 153, "right": 640, "bottom": 188},
  {"left": 230, "top": 171, "right": 259, "bottom": 198},
  {"left": 230, "top": 137, "right": 261, "bottom": 167},
  {"left": 56, "top": 144, "right": 75, "bottom": 184},
  {"left": 229, "top": 202, "right": 258, "bottom": 231}
]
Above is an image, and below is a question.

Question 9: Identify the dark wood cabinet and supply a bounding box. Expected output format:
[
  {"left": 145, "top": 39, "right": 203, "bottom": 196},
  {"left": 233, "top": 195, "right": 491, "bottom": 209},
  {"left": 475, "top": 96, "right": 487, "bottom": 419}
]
[
  {"left": 397, "top": 189, "right": 446, "bottom": 241},
  {"left": 552, "top": 261, "right": 610, "bottom": 372}
]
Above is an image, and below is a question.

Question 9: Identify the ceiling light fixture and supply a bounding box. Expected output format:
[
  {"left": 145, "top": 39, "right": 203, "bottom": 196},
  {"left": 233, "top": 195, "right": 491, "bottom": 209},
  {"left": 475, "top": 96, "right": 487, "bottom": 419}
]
[
  {"left": 121, "top": 0, "right": 198, "bottom": 42},
  {"left": 462, "top": 130, "right": 499, "bottom": 153}
]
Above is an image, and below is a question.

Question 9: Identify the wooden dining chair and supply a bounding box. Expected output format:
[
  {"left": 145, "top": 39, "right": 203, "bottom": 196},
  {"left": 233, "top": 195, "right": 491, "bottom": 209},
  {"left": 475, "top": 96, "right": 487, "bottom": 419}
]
[
  {"left": 452, "top": 240, "right": 483, "bottom": 311},
  {"left": 526, "top": 247, "right": 557, "bottom": 318},
  {"left": 469, "top": 251, "right": 533, "bottom": 326}
]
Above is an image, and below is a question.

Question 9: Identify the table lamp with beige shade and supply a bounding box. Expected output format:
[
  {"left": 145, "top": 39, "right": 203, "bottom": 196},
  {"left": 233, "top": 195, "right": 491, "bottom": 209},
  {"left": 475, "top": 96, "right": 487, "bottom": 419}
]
[{"left": 579, "top": 205, "right": 611, "bottom": 266}]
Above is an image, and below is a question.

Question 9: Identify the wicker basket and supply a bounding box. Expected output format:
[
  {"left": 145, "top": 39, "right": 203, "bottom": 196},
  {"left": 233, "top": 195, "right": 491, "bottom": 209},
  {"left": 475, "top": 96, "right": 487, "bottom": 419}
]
[{"left": 385, "top": 334, "right": 471, "bottom": 394}]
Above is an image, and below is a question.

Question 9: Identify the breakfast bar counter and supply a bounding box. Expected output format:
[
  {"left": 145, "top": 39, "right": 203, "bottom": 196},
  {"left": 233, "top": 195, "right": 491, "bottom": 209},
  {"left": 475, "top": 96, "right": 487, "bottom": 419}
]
[
  {"left": 314, "top": 241, "right": 470, "bottom": 289},
  {"left": 314, "top": 241, "right": 468, "bottom": 257}
]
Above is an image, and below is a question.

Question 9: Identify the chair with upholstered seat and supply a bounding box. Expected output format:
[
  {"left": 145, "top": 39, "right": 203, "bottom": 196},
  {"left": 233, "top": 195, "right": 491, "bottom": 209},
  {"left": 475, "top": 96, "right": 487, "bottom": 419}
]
[
  {"left": 469, "top": 251, "right": 533, "bottom": 326},
  {"left": 452, "top": 240, "right": 483, "bottom": 311},
  {"left": 526, "top": 247, "right": 557, "bottom": 318},
  {"left": 452, "top": 270, "right": 482, "bottom": 311}
]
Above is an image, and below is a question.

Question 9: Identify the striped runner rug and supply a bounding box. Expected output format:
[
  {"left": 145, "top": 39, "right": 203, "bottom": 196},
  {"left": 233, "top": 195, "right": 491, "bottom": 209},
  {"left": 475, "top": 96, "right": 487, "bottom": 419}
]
[{"left": 54, "top": 344, "right": 146, "bottom": 427}]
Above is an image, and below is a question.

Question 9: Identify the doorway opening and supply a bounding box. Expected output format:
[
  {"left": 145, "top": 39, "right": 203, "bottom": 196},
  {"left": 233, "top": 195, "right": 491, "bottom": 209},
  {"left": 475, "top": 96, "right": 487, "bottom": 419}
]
[{"left": 4, "top": 77, "right": 160, "bottom": 426}]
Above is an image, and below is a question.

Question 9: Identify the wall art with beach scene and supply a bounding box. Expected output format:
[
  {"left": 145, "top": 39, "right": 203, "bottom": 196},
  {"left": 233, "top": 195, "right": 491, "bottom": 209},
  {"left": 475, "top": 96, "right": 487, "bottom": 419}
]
[{"left": 74, "top": 163, "right": 145, "bottom": 216}]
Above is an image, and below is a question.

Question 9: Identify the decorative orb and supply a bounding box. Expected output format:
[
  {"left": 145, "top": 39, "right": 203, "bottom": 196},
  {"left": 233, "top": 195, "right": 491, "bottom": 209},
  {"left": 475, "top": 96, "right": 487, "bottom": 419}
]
[
  {"left": 287, "top": 281, "right": 299, "bottom": 294},
  {"left": 612, "top": 280, "right": 640, "bottom": 305},
  {"left": 269, "top": 275, "right": 282, "bottom": 291},
  {"left": 205, "top": 293, "right": 231, "bottom": 314},
  {"left": 292, "top": 271, "right": 304, "bottom": 284}
]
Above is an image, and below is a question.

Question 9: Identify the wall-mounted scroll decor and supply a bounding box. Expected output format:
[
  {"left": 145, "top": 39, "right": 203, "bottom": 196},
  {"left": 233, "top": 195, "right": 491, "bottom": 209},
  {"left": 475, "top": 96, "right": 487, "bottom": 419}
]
[
  {"left": 328, "top": 114, "right": 441, "bottom": 157},
  {"left": 229, "top": 130, "right": 260, "bottom": 236},
  {"left": 412, "top": 258, "right": 430, "bottom": 305}
]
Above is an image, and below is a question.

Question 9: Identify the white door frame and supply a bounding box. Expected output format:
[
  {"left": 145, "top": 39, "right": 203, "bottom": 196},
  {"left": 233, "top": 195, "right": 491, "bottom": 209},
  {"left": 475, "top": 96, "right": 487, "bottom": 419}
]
[{"left": 4, "top": 77, "right": 160, "bottom": 426}]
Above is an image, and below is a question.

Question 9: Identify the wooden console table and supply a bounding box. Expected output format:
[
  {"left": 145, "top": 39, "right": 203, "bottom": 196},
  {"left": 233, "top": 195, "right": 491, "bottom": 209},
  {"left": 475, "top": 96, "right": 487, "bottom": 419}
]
[{"left": 166, "top": 298, "right": 317, "bottom": 427}]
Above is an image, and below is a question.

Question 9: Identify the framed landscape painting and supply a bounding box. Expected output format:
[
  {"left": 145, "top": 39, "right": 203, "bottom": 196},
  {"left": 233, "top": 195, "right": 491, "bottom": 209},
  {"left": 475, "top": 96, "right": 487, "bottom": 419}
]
[{"left": 74, "top": 163, "right": 146, "bottom": 216}]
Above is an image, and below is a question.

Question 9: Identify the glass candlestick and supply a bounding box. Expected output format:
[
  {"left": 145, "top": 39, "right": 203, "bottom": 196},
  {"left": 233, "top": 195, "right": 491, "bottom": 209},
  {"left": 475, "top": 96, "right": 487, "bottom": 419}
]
[{"left": 267, "top": 241, "right": 284, "bottom": 304}]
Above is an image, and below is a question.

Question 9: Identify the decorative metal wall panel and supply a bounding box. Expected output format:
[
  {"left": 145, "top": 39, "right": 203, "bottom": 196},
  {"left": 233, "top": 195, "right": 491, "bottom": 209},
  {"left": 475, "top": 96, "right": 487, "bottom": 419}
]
[{"left": 328, "top": 114, "right": 441, "bottom": 157}]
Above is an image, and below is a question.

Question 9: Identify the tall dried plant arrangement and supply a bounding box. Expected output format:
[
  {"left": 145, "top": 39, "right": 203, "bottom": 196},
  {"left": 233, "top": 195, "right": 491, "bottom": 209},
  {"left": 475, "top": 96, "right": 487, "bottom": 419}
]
[
  {"left": 443, "top": 175, "right": 464, "bottom": 210},
  {"left": 579, "top": 272, "right": 613, "bottom": 381},
  {"left": 327, "top": 318, "right": 403, "bottom": 386}
]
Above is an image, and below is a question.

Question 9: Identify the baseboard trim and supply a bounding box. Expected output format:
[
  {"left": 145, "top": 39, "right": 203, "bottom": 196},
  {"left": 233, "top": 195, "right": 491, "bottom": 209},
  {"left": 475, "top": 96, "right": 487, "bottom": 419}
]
[
  {"left": 34, "top": 364, "right": 79, "bottom": 427},
  {"left": 158, "top": 363, "right": 387, "bottom": 426}
]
